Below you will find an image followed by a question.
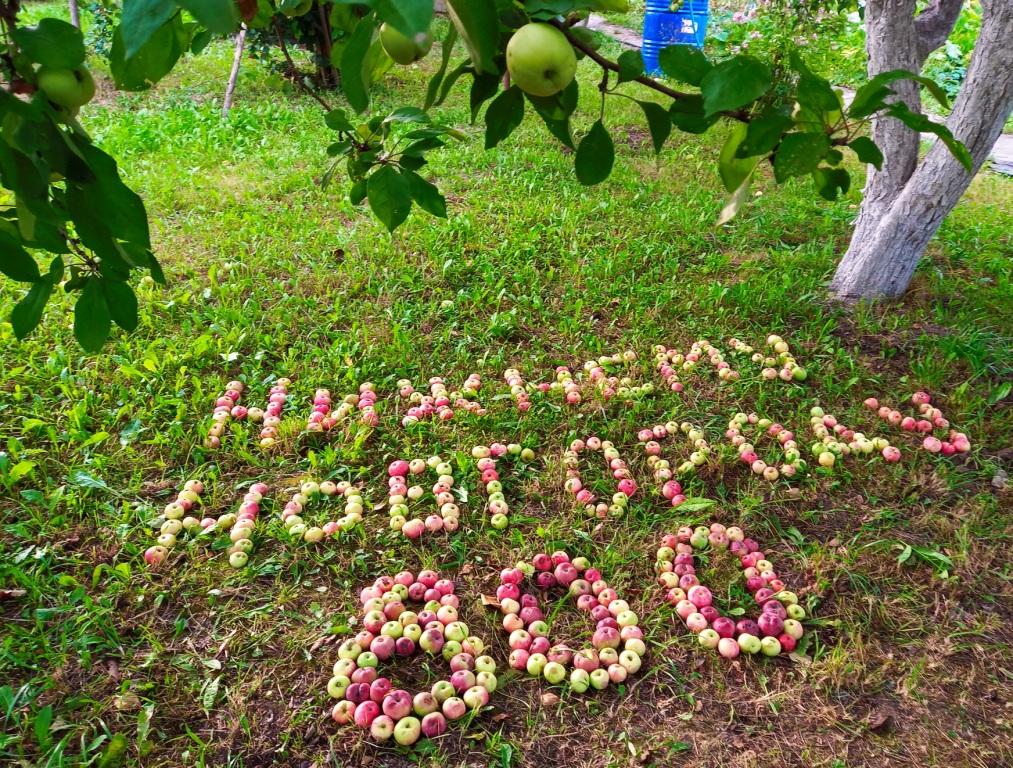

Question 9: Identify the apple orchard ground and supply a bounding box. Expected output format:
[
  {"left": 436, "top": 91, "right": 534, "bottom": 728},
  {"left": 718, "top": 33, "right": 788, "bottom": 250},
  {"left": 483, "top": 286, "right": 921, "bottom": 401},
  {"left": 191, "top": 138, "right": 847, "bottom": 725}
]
[{"left": 1, "top": 16, "right": 1012, "bottom": 768}]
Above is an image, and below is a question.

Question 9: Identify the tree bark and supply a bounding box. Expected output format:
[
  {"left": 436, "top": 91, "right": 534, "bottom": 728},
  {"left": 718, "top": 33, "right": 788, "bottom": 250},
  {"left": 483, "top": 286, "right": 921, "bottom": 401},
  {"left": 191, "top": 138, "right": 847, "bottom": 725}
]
[
  {"left": 222, "top": 25, "right": 247, "bottom": 118},
  {"left": 830, "top": 0, "right": 1013, "bottom": 300},
  {"left": 68, "top": 0, "right": 79, "bottom": 27},
  {"left": 847, "top": 0, "right": 924, "bottom": 248}
]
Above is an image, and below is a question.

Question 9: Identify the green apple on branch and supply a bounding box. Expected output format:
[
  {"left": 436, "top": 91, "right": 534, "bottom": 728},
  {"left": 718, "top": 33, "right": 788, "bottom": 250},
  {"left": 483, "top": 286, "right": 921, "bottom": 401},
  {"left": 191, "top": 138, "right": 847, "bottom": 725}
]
[
  {"left": 37, "top": 65, "right": 96, "bottom": 110},
  {"left": 380, "top": 23, "right": 435, "bottom": 65},
  {"left": 506, "top": 24, "right": 578, "bottom": 98}
]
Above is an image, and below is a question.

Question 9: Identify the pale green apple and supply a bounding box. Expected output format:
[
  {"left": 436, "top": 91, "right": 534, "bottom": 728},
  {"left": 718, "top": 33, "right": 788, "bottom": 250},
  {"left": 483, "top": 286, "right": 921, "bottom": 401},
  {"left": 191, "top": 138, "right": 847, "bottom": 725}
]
[
  {"left": 506, "top": 24, "right": 577, "bottom": 98},
  {"left": 37, "top": 65, "right": 95, "bottom": 109},
  {"left": 380, "top": 23, "right": 433, "bottom": 65}
]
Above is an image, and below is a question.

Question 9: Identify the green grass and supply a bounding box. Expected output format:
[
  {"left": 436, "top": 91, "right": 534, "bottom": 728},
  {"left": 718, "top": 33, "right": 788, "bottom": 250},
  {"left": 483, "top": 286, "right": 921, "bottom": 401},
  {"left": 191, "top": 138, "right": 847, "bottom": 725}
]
[{"left": 2, "top": 14, "right": 1012, "bottom": 768}]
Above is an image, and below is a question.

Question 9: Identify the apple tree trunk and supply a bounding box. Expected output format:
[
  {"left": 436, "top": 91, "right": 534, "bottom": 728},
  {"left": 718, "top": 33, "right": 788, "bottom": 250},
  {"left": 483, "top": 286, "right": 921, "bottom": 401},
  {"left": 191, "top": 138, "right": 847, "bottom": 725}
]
[{"left": 829, "top": 0, "right": 1013, "bottom": 301}]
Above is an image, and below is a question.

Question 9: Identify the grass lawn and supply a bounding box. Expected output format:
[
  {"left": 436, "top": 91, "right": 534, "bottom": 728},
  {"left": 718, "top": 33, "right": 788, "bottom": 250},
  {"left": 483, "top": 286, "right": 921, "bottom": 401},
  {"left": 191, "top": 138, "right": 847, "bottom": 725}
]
[{"left": 1, "top": 14, "right": 1012, "bottom": 768}]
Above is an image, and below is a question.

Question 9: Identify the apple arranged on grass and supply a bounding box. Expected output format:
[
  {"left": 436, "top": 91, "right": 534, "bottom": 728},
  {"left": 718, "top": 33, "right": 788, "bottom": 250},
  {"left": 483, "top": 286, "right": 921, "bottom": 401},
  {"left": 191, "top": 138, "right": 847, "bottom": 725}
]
[
  {"left": 653, "top": 345, "right": 685, "bottom": 393},
  {"left": 726, "top": 411, "right": 807, "bottom": 482},
  {"left": 754, "top": 335, "right": 807, "bottom": 383},
  {"left": 639, "top": 420, "right": 712, "bottom": 503},
  {"left": 304, "top": 388, "right": 341, "bottom": 433},
  {"left": 536, "top": 365, "right": 583, "bottom": 405},
  {"left": 808, "top": 406, "right": 900, "bottom": 467},
  {"left": 257, "top": 378, "right": 291, "bottom": 450},
  {"left": 387, "top": 455, "right": 465, "bottom": 539},
  {"left": 399, "top": 374, "right": 484, "bottom": 426},
  {"left": 726, "top": 337, "right": 754, "bottom": 355},
  {"left": 222, "top": 482, "right": 269, "bottom": 568},
  {"left": 152, "top": 481, "right": 268, "bottom": 569},
  {"left": 503, "top": 369, "right": 532, "bottom": 412},
  {"left": 563, "top": 437, "right": 635, "bottom": 519},
  {"left": 304, "top": 384, "right": 376, "bottom": 433},
  {"left": 379, "top": 23, "right": 433, "bottom": 65},
  {"left": 327, "top": 572, "right": 496, "bottom": 745},
  {"left": 490, "top": 551, "right": 645, "bottom": 693},
  {"left": 37, "top": 65, "right": 96, "bottom": 111},
  {"left": 280, "top": 479, "right": 364, "bottom": 544},
  {"left": 581, "top": 350, "right": 654, "bottom": 403},
  {"left": 144, "top": 478, "right": 206, "bottom": 566},
  {"left": 656, "top": 525, "right": 808, "bottom": 659},
  {"left": 506, "top": 24, "right": 578, "bottom": 98},
  {"left": 866, "top": 392, "right": 971, "bottom": 456},
  {"left": 653, "top": 340, "right": 740, "bottom": 398},
  {"left": 472, "top": 443, "right": 538, "bottom": 530},
  {"left": 206, "top": 380, "right": 245, "bottom": 449}
]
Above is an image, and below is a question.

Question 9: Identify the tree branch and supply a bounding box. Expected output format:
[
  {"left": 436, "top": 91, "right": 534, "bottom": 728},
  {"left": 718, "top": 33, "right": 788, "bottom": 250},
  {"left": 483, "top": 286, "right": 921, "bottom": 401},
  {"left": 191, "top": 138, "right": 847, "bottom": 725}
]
[
  {"left": 273, "top": 18, "right": 334, "bottom": 112},
  {"left": 548, "top": 18, "right": 749, "bottom": 122},
  {"left": 915, "top": 0, "right": 964, "bottom": 61}
]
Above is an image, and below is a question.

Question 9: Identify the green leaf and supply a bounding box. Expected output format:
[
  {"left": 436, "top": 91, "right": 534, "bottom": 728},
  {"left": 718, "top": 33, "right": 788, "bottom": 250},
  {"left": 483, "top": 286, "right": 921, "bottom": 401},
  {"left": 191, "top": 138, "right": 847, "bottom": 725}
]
[
  {"left": 658, "top": 44, "right": 711, "bottom": 87},
  {"left": 10, "top": 281, "right": 53, "bottom": 340},
  {"left": 673, "top": 497, "right": 715, "bottom": 512},
  {"left": 0, "top": 232, "right": 41, "bottom": 282},
  {"left": 812, "top": 166, "right": 850, "bottom": 200},
  {"left": 34, "top": 704, "right": 52, "bottom": 749},
  {"left": 525, "top": 101, "right": 574, "bottom": 148},
  {"left": 636, "top": 100, "right": 671, "bottom": 155},
  {"left": 773, "top": 132, "right": 831, "bottom": 183},
  {"left": 97, "top": 733, "right": 128, "bottom": 768},
  {"left": 434, "top": 60, "right": 470, "bottom": 109},
  {"left": 110, "top": 14, "right": 187, "bottom": 91},
  {"left": 349, "top": 179, "right": 367, "bottom": 206},
  {"left": 700, "top": 56, "right": 771, "bottom": 117},
  {"left": 367, "top": 165, "right": 413, "bottom": 232},
  {"left": 67, "top": 466, "right": 109, "bottom": 490},
  {"left": 384, "top": 106, "right": 429, "bottom": 125},
  {"left": 101, "top": 280, "right": 139, "bottom": 332},
  {"left": 13, "top": 19, "right": 86, "bottom": 68},
  {"left": 74, "top": 278, "right": 112, "bottom": 352},
  {"left": 719, "top": 123, "right": 760, "bottom": 193},
  {"left": 375, "top": 0, "right": 433, "bottom": 39},
  {"left": 404, "top": 170, "right": 447, "bottom": 218},
  {"left": 74, "top": 142, "right": 151, "bottom": 252},
  {"left": 526, "top": 81, "right": 578, "bottom": 149},
  {"left": 847, "top": 88, "right": 891, "bottom": 120},
  {"left": 716, "top": 173, "right": 753, "bottom": 225},
  {"left": 201, "top": 676, "right": 220, "bottom": 713},
  {"left": 469, "top": 72, "right": 500, "bottom": 122},
  {"left": 848, "top": 136, "right": 883, "bottom": 169},
  {"left": 325, "top": 108, "right": 354, "bottom": 132},
  {"left": 735, "top": 111, "right": 792, "bottom": 158},
  {"left": 790, "top": 52, "right": 839, "bottom": 113},
  {"left": 190, "top": 28, "right": 213, "bottom": 54},
  {"left": 120, "top": 0, "right": 178, "bottom": 58},
  {"left": 896, "top": 544, "right": 912, "bottom": 564},
  {"left": 884, "top": 103, "right": 973, "bottom": 171},
  {"left": 176, "top": 0, "right": 239, "bottom": 33},
  {"left": 444, "top": 0, "right": 500, "bottom": 75},
  {"left": 617, "top": 49, "right": 644, "bottom": 84},
  {"left": 44, "top": 255, "right": 64, "bottom": 285},
  {"left": 484, "top": 86, "right": 525, "bottom": 150},
  {"left": 575, "top": 120, "right": 614, "bottom": 186},
  {"left": 670, "top": 95, "right": 718, "bottom": 134},
  {"left": 424, "top": 24, "right": 458, "bottom": 110},
  {"left": 341, "top": 15, "right": 377, "bottom": 114},
  {"left": 850, "top": 69, "right": 952, "bottom": 119}
]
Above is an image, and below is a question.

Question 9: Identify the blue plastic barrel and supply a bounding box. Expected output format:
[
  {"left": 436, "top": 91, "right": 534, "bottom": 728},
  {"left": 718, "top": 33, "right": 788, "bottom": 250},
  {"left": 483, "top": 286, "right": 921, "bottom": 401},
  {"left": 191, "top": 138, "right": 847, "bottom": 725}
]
[{"left": 642, "top": 1, "right": 709, "bottom": 74}]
